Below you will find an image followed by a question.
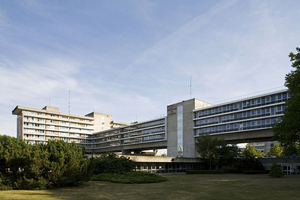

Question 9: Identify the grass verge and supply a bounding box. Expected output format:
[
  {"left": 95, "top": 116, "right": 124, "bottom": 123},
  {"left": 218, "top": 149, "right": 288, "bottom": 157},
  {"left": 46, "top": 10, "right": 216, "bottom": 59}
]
[{"left": 0, "top": 174, "right": 300, "bottom": 200}]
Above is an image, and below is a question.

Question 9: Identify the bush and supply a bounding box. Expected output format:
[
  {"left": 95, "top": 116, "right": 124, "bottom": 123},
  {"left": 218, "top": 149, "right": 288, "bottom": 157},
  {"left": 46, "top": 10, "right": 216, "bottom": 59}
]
[
  {"left": 186, "top": 170, "right": 224, "bottom": 174},
  {"left": 234, "top": 158, "right": 265, "bottom": 173},
  {"left": 91, "top": 171, "right": 167, "bottom": 183},
  {"left": 92, "top": 153, "right": 134, "bottom": 174},
  {"left": 219, "top": 166, "right": 239, "bottom": 173},
  {"left": 0, "top": 135, "right": 93, "bottom": 190},
  {"left": 268, "top": 163, "right": 285, "bottom": 178},
  {"left": 243, "top": 170, "right": 266, "bottom": 174}
]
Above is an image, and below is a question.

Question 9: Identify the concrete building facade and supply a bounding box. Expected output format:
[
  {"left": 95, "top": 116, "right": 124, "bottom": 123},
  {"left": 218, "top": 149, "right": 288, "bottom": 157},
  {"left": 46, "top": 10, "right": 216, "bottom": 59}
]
[{"left": 12, "top": 89, "right": 290, "bottom": 158}]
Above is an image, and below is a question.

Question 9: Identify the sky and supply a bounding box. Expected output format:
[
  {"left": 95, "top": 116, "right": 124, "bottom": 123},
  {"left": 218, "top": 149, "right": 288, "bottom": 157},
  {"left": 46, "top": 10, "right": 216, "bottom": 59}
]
[{"left": 0, "top": 0, "right": 300, "bottom": 138}]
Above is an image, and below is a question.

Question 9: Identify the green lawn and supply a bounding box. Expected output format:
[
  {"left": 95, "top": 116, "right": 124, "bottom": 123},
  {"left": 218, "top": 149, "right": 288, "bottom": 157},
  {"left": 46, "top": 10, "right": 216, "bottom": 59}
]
[{"left": 1, "top": 174, "right": 300, "bottom": 200}]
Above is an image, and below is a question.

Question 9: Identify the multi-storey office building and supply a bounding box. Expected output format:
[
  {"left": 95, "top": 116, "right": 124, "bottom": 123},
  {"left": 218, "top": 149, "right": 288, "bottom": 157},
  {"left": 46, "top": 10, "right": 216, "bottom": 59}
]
[
  {"left": 13, "top": 89, "right": 290, "bottom": 158},
  {"left": 193, "top": 89, "right": 290, "bottom": 144},
  {"left": 12, "top": 105, "right": 124, "bottom": 144},
  {"left": 84, "top": 118, "right": 167, "bottom": 154}
]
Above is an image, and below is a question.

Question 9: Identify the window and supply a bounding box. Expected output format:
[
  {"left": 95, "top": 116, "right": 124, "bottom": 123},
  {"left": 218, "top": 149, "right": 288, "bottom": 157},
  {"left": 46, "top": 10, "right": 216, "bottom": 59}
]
[
  {"left": 278, "top": 106, "right": 282, "bottom": 111},
  {"left": 278, "top": 94, "right": 282, "bottom": 100},
  {"left": 257, "top": 99, "right": 261, "bottom": 104}
]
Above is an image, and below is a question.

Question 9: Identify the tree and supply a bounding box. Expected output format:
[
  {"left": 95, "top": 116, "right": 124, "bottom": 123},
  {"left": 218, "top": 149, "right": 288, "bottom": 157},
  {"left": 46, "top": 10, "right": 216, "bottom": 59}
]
[
  {"left": 0, "top": 135, "right": 93, "bottom": 189},
  {"left": 197, "top": 134, "right": 222, "bottom": 170},
  {"left": 267, "top": 143, "right": 283, "bottom": 157},
  {"left": 241, "top": 144, "right": 265, "bottom": 158},
  {"left": 268, "top": 163, "right": 284, "bottom": 178},
  {"left": 197, "top": 134, "right": 238, "bottom": 170},
  {"left": 273, "top": 47, "right": 300, "bottom": 155},
  {"left": 217, "top": 143, "right": 239, "bottom": 167}
]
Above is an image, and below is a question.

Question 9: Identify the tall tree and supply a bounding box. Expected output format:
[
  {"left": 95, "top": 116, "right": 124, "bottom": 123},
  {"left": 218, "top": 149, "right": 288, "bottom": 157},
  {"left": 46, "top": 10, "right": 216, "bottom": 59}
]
[
  {"left": 273, "top": 47, "right": 300, "bottom": 155},
  {"left": 197, "top": 134, "right": 237, "bottom": 170},
  {"left": 267, "top": 143, "right": 283, "bottom": 157},
  {"left": 241, "top": 143, "right": 265, "bottom": 158}
]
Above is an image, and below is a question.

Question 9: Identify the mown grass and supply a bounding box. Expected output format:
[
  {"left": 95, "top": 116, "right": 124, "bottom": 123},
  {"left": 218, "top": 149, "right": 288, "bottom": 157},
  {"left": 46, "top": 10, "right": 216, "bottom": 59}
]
[{"left": 1, "top": 174, "right": 300, "bottom": 200}]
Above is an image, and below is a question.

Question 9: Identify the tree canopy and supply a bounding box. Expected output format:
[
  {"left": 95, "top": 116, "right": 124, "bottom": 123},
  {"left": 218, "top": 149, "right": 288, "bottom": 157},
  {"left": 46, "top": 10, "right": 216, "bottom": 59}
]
[
  {"left": 197, "top": 134, "right": 239, "bottom": 170},
  {"left": 267, "top": 143, "right": 283, "bottom": 157},
  {"left": 241, "top": 143, "right": 265, "bottom": 158},
  {"left": 273, "top": 47, "right": 300, "bottom": 155},
  {"left": 0, "top": 135, "right": 93, "bottom": 190}
]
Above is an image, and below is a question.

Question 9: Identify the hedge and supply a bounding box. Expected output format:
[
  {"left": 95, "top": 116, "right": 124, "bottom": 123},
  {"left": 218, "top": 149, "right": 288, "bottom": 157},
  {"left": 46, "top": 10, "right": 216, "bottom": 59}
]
[
  {"left": 243, "top": 170, "right": 267, "bottom": 174},
  {"left": 186, "top": 170, "right": 224, "bottom": 174},
  {"left": 91, "top": 171, "right": 167, "bottom": 183}
]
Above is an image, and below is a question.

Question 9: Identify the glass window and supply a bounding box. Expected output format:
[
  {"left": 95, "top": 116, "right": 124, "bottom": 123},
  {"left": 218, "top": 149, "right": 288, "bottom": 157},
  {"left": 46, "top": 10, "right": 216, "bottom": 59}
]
[
  {"left": 251, "top": 111, "right": 255, "bottom": 116},
  {"left": 266, "top": 108, "right": 270, "bottom": 113},
  {"left": 177, "top": 106, "right": 183, "bottom": 157},
  {"left": 251, "top": 121, "right": 255, "bottom": 126},
  {"left": 261, "top": 109, "right": 265, "bottom": 114},
  {"left": 251, "top": 100, "right": 255, "bottom": 105},
  {"left": 271, "top": 107, "right": 275, "bottom": 115},
  {"left": 257, "top": 109, "right": 261, "bottom": 114},
  {"left": 266, "top": 97, "right": 270, "bottom": 102},
  {"left": 262, "top": 98, "right": 265, "bottom": 104},
  {"left": 271, "top": 96, "right": 276, "bottom": 102},
  {"left": 257, "top": 120, "right": 261, "bottom": 125},
  {"left": 266, "top": 119, "right": 270, "bottom": 124},
  {"left": 278, "top": 94, "right": 282, "bottom": 100},
  {"left": 283, "top": 93, "right": 287, "bottom": 99},
  {"left": 257, "top": 99, "right": 261, "bottom": 104},
  {"left": 271, "top": 118, "right": 275, "bottom": 124},
  {"left": 261, "top": 119, "right": 265, "bottom": 125},
  {"left": 278, "top": 106, "right": 282, "bottom": 111},
  {"left": 237, "top": 113, "right": 242, "bottom": 119}
]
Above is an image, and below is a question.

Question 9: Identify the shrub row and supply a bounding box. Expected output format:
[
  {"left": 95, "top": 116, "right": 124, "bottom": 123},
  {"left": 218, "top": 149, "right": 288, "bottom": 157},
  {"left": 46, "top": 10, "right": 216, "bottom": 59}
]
[
  {"left": 186, "top": 170, "right": 224, "bottom": 174},
  {"left": 91, "top": 171, "right": 167, "bottom": 183},
  {"left": 243, "top": 170, "right": 267, "bottom": 174}
]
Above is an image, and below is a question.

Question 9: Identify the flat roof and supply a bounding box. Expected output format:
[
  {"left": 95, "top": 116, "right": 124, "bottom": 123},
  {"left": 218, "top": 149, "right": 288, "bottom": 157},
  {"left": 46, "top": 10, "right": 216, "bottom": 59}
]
[
  {"left": 12, "top": 105, "right": 94, "bottom": 120},
  {"left": 193, "top": 89, "right": 288, "bottom": 112}
]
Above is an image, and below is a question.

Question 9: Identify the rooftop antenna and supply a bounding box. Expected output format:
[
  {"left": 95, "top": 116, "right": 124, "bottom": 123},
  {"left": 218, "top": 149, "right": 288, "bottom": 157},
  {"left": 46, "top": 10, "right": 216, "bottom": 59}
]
[
  {"left": 188, "top": 75, "right": 192, "bottom": 99},
  {"left": 68, "top": 90, "right": 70, "bottom": 115}
]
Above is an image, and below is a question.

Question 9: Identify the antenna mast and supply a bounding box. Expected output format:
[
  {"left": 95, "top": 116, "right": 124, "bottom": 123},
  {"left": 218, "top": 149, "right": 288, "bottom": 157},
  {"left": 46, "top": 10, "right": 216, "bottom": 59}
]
[
  {"left": 189, "top": 75, "right": 192, "bottom": 99},
  {"left": 68, "top": 90, "right": 70, "bottom": 115}
]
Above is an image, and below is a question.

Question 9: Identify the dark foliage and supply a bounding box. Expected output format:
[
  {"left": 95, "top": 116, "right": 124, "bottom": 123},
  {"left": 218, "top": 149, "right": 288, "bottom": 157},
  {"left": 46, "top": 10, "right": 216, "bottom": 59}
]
[
  {"left": 0, "top": 135, "right": 93, "bottom": 190},
  {"left": 273, "top": 47, "right": 300, "bottom": 155},
  {"left": 268, "top": 163, "right": 285, "bottom": 178},
  {"left": 243, "top": 170, "right": 267, "bottom": 174},
  {"left": 92, "top": 153, "right": 134, "bottom": 174},
  {"left": 186, "top": 170, "right": 224, "bottom": 174},
  {"left": 197, "top": 134, "right": 239, "bottom": 170},
  {"left": 233, "top": 158, "right": 265, "bottom": 173},
  {"left": 91, "top": 171, "right": 167, "bottom": 183}
]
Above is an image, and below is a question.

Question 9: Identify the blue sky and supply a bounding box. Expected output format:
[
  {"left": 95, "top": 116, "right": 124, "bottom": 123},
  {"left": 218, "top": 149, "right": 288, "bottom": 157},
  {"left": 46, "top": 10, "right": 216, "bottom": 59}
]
[{"left": 1, "top": 0, "right": 300, "bottom": 138}]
